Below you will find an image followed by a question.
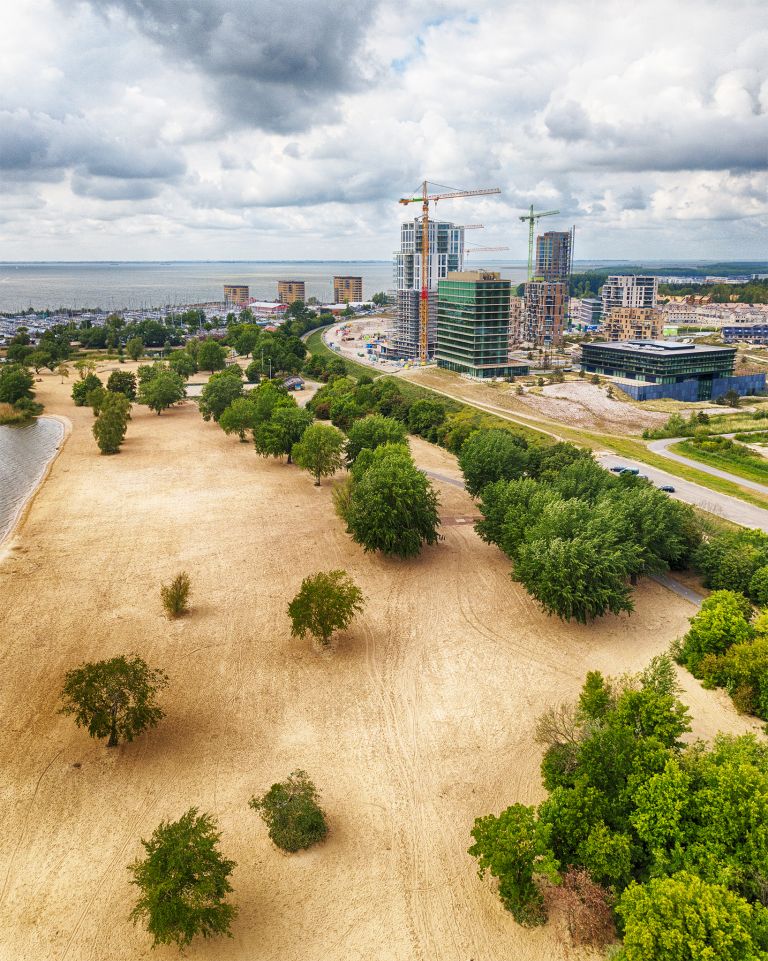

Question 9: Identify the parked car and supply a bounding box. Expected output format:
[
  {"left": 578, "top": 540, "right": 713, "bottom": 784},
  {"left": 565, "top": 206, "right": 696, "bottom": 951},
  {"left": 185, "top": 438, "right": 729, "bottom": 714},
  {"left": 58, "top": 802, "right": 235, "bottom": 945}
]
[
  {"left": 659, "top": 484, "right": 676, "bottom": 493},
  {"left": 620, "top": 467, "right": 640, "bottom": 475},
  {"left": 610, "top": 465, "right": 625, "bottom": 472}
]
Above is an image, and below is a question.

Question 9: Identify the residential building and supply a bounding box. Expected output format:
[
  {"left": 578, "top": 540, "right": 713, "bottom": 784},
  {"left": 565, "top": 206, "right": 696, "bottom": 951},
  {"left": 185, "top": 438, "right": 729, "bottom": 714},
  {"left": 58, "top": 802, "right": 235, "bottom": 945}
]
[
  {"left": 510, "top": 295, "right": 525, "bottom": 343},
  {"left": 224, "top": 284, "right": 250, "bottom": 307},
  {"left": 535, "top": 229, "right": 574, "bottom": 282},
  {"left": 277, "top": 280, "right": 305, "bottom": 305},
  {"left": 392, "top": 217, "right": 465, "bottom": 358},
  {"left": 520, "top": 281, "right": 567, "bottom": 346},
  {"left": 581, "top": 340, "right": 765, "bottom": 401},
  {"left": 333, "top": 276, "right": 363, "bottom": 303},
  {"left": 575, "top": 297, "right": 603, "bottom": 329},
  {"left": 603, "top": 306, "right": 664, "bottom": 342},
  {"left": 436, "top": 271, "right": 529, "bottom": 379},
  {"left": 723, "top": 325, "right": 768, "bottom": 344},
  {"left": 600, "top": 275, "right": 658, "bottom": 316}
]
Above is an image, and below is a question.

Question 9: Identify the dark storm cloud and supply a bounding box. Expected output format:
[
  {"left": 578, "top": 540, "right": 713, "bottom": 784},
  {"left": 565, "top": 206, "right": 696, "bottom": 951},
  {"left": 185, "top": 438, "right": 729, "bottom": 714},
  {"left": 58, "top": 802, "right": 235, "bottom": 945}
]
[
  {"left": 93, "top": 0, "right": 379, "bottom": 132},
  {"left": 71, "top": 173, "right": 165, "bottom": 200}
]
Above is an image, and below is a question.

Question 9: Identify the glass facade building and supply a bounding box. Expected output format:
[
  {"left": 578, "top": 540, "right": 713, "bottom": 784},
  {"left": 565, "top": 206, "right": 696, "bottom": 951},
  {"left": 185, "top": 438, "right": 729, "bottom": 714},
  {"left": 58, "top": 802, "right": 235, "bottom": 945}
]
[{"left": 436, "top": 271, "right": 529, "bottom": 379}]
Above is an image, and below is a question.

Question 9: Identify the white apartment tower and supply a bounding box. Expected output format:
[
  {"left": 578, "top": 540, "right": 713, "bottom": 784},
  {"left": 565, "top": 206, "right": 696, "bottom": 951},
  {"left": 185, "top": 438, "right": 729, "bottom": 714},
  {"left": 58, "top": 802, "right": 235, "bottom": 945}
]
[
  {"left": 601, "top": 275, "right": 658, "bottom": 315},
  {"left": 392, "top": 217, "right": 465, "bottom": 358}
]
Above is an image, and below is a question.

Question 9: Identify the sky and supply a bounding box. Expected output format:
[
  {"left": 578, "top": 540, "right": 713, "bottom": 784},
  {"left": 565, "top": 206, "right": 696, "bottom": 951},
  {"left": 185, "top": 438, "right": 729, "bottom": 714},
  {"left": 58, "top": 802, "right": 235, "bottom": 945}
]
[{"left": 0, "top": 0, "right": 766, "bottom": 262}]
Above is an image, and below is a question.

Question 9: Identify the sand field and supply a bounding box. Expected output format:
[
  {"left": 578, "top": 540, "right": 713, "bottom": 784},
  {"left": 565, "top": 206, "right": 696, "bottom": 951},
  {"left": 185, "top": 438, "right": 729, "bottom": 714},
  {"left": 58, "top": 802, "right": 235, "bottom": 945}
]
[{"left": 0, "top": 365, "right": 760, "bottom": 961}]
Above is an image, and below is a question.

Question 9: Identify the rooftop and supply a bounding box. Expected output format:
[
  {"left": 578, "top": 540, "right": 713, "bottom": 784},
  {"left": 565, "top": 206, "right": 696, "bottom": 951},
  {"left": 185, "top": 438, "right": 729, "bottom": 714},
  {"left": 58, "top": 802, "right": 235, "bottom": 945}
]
[{"left": 586, "top": 340, "right": 735, "bottom": 356}]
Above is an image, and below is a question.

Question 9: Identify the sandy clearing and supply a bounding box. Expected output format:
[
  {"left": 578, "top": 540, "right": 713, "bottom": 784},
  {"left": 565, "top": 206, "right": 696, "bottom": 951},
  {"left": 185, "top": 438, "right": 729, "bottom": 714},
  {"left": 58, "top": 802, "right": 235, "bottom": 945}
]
[{"left": 0, "top": 366, "right": 760, "bottom": 961}]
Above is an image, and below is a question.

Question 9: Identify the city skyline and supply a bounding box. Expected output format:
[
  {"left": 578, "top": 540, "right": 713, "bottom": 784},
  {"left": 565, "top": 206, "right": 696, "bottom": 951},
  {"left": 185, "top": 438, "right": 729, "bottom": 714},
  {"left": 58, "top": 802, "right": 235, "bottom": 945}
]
[{"left": 1, "top": 0, "right": 766, "bottom": 261}]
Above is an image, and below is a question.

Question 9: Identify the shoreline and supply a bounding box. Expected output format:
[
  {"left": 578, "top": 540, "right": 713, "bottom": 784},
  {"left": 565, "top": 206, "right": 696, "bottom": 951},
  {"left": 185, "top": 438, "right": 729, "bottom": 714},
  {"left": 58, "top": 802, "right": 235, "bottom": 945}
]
[{"left": 0, "top": 414, "right": 69, "bottom": 555}]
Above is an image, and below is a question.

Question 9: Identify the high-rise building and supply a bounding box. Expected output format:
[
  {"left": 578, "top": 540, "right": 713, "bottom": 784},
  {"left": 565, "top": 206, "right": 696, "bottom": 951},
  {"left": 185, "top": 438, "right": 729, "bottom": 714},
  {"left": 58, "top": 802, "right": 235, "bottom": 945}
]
[
  {"left": 392, "top": 217, "right": 464, "bottom": 358},
  {"left": 436, "top": 271, "right": 527, "bottom": 379},
  {"left": 601, "top": 275, "right": 658, "bottom": 316},
  {"left": 520, "top": 281, "right": 567, "bottom": 346},
  {"left": 224, "top": 284, "right": 249, "bottom": 306},
  {"left": 603, "top": 306, "right": 664, "bottom": 342},
  {"left": 333, "top": 276, "right": 363, "bottom": 303},
  {"left": 278, "top": 280, "right": 305, "bottom": 304},
  {"left": 535, "top": 229, "right": 574, "bottom": 282}
]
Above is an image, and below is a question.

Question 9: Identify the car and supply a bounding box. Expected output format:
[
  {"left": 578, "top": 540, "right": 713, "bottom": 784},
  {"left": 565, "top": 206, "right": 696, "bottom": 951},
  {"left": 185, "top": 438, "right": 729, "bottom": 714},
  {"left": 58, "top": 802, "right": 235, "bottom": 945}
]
[
  {"left": 620, "top": 467, "right": 640, "bottom": 475},
  {"left": 659, "top": 484, "right": 676, "bottom": 493},
  {"left": 609, "top": 465, "right": 625, "bottom": 472}
]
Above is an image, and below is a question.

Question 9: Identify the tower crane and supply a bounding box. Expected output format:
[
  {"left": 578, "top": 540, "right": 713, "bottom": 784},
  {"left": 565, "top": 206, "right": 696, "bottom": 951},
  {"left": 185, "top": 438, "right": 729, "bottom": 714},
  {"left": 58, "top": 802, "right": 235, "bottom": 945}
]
[
  {"left": 466, "top": 245, "right": 510, "bottom": 258},
  {"left": 518, "top": 205, "right": 560, "bottom": 281},
  {"left": 399, "top": 181, "right": 501, "bottom": 363}
]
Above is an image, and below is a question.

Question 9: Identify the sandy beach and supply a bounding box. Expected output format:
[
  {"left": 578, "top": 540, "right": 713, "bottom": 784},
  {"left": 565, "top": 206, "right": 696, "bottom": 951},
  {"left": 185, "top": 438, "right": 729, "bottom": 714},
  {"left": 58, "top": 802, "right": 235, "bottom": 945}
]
[{"left": 0, "top": 364, "right": 759, "bottom": 961}]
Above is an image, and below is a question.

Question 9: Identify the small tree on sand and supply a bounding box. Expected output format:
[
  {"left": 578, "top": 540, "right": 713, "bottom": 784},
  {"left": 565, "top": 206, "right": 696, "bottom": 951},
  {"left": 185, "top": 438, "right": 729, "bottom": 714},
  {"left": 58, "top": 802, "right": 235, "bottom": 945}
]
[
  {"left": 129, "top": 808, "right": 237, "bottom": 949},
  {"left": 56, "top": 363, "right": 71, "bottom": 384},
  {"left": 292, "top": 423, "right": 345, "bottom": 485},
  {"left": 249, "top": 770, "right": 328, "bottom": 852},
  {"left": 60, "top": 655, "right": 168, "bottom": 747},
  {"left": 161, "top": 572, "right": 192, "bottom": 618},
  {"left": 288, "top": 569, "right": 364, "bottom": 646}
]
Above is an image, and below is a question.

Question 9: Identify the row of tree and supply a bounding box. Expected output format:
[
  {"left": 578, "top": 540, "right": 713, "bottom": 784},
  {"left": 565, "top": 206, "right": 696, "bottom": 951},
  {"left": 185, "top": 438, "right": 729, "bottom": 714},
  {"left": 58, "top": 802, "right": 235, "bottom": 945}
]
[{"left": 469, "top": 656, "right": 768, "bottom": 958}]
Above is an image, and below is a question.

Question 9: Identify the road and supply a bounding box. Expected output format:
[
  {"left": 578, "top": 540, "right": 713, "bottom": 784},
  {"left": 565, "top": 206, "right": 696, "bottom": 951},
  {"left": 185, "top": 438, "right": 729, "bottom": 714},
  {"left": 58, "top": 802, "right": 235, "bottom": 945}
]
[{"left": 648, "top": 437, "right": 768, "bottom": 495}]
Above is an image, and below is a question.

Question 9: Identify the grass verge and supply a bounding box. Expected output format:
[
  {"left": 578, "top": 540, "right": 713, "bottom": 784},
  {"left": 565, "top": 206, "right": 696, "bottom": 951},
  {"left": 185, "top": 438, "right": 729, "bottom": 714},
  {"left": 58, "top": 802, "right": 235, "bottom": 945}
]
[
  {"left": 0, "top": 403, "right": 34, "bottom": 425},
  {"left": 671, "top": 440, "right": 768, "bottom": 487},
  {"left": 304, "top": 327, "right": 380, "bottom": 380}
]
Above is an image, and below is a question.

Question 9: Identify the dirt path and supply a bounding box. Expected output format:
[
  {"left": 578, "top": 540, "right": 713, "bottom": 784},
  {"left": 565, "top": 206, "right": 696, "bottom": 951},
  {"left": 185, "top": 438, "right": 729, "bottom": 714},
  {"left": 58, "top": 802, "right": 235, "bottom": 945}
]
[{"left": 0, "top": 368, "right": 760, "bottom": 961}]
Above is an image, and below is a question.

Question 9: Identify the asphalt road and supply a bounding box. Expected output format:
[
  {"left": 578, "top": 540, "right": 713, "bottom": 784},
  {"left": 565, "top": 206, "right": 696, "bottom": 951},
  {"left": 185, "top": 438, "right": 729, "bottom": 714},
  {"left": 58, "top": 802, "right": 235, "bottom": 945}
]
[{"left": 648, "top": 437, "right": 768, "bottom": 495}]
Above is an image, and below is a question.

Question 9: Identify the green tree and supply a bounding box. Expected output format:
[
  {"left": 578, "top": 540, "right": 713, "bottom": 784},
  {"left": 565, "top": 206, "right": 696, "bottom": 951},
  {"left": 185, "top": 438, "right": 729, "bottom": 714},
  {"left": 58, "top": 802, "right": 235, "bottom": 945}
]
[
  {"left": 244, "top": 359, "right": 261, "bottom": 383},
  {"left": 106, "top": 369, "right": 137, "bottom": 400},
  {"left": 28, "top": 349, "right": 53, "bottom": 373},
  {"left": 138, "top": 369, "right": 186, "bottom": 415},
  {"left": 468, "top": 804, "right": 558, "bottom": 926},
  {"left": 253, "top": 405, "right": 312, "bottom": 462},
  {"left": 249, "top": 770, "right": 328, "bottom": 852},
  {"left": 219, "top": 396, "right": 259, "bottom": 442},
  {"left": 343, "top": 445, "right": 440, "bottom": 558},
  {"left": 292, "top": 423, "right": 346, "bottom": 485},
  {"left": 616, "top": 872, "right": 768, "bottom": 961},
  {"left": 749, "top": 565, "right": 768, "bottom": 606},
  {"left": 92, "top": 392, "right": 131, "bottom": 453},
  {"left": 676, "top": 590, "right": 754, "bottom": 676},
  {"left": 458, "top": 429, "right": 530, "bottom": 497},
  {"left": 72, "top": 373, "right": 102, "bottom": 406},
  {"left": 167, "top": 351, "right": 198, "bottom": 379},
  {"left": 407, "top": 398, "right": 446, "bottom": 440},
  {"left": 56, "top": 363, "right": 71, "bottom": 384},
  {"left": 345, "top": 413, "right": 408, "bottom": 464},
  {"left": 126, "top": 336, "right": 145, "bottom": 361},
  {"left": 198, "top": 370, "right": 243, "bottom": 422},
  {"left": 288, "top": 569, "right": 364, "bottom": 646},
  {"left": 0, "top": 364, "right": 35, "bottom": 404},
  {"left": 59, "top": 655, "right": 168, "bottom": 747},
  {"left": 129, "top": 808, "right": 237, "bottom": 948},
  {"left": 73, "top": 358, "right": 97, "bottom": 380},
  {"left": 197, "top": 338, "right": 228, "bottom": 373}
]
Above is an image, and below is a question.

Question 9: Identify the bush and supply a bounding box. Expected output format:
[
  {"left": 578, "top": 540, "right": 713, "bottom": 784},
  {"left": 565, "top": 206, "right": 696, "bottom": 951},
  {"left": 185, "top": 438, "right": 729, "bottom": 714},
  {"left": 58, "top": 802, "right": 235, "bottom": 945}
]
[
  {"left": 161, "top": 572, "right": 191, "bottom": 618},
  {"left": 549, "top": 868, "right": 616, "bottom": 950},
  {"left": 675, "top": 590, "right": 754, "bottom": 676},
  {"left": 72, "top": 373, "right": 102, "bottom": 406},
  {"left": 345, "top": 414, "right": 408, "bottom": 464},
  {"left": 106, "top": 369, "right": 137, "bottom": 400},
  {"left": 249, "top": 770, "right": 328, "bottom": 852}
]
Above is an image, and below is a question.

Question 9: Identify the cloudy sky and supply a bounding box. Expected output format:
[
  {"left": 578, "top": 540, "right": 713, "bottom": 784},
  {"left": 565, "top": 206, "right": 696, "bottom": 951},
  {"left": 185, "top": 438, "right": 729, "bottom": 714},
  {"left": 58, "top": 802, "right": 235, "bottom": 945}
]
[{"left": 1, "top": 0, "right": 766, "bottom": 261}]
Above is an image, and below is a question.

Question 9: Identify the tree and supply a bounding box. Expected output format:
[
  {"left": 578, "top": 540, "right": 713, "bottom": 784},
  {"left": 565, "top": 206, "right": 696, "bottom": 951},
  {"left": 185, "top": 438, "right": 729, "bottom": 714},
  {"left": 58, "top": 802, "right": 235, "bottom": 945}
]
[
  {"left": 250, "top": 770, "right": 328, "bottom": 852},
  {"left": 129, "top": 808, "right": 237, "bottom": 948},
  {"left": 106, "top": 369, "right": 137, "bottom": 400},
  {"left": 676, "top": 590, "right": 754, "bottom": 676},
  {"left": 161, "top": 572, "right": 192, "bottom": 618},
  {"left": 343, "top": 445, "right": 440, "bottom": 558},
  {"left": 253, "top": 405, "right": 312, "bottom": 462},
  {"left": 219, "top": 397, "right": 260, "bottom": 442},
  {"left": 371, "top": 291, "right": 389, "bottom": 306},
  {"left": 126, "top": 336, "right": 145, "bottom": 361},
  {"left": 407, "top": 398, "right": 446, "bottom": 440},
  {"left": 458, "top": 429, "right": 530, "bottom": 497},
  {"left": 616, "top": 872, "right": 768, "bottom": 961},
  {"left": 197, "top": 339, "right": 228, "bottom": 373},
  {"left": 73, "top": 358, "right": 97, "bottom": 380},
  {"left": 292, "top": 423, "right": 346, "bottom": 485},
  {"left": 288, "top": 569, "right": 364, "bottom": 646},
  {"left": 345, "top": 414, "right": 408, "bottom": 464},
  {"left": 92, "top": 392, "right": 130, "bottom": 454},
  {"left": 137, "top": 369, "right": 186, "bottom": 415},
  {"left": 468, "top": 804, "right": 558, "bottom": 926},
  {"left": 244, "top": 359, "right": 261, "bottom": 383},
  {"left": 56, "top": 363, "right": 71, "bottom": 384},
  {"left": 28, "top": 349, "right": 53, "bottom": 373},
  {"left": 167, "top": 350, "right": 198, "bottom": 379},
  {"left": 198, "top": 371, "right": 243, "bottom": 422},
  {"left": 59, "top": 655, "right": 168, "bottom": 747},
  {"left": 0, "top": 364, "right": 35, "bottom": 404},
  {"left": 72, "top": 373, "right": 102, "bottom": 406}
]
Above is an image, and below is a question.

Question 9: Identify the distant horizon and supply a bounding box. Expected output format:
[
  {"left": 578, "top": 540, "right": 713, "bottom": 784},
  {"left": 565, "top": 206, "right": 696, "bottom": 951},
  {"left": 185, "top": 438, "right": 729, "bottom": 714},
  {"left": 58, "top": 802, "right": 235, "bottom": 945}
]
[{"left": 2, "top": 259, "right": 767, "bottom": 267}]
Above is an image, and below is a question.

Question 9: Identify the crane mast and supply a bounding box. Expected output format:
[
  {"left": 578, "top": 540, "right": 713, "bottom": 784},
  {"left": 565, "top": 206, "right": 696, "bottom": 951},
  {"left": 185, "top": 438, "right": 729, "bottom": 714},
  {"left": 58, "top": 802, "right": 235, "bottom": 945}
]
[
  {"left": 518, "top": 205, "right": 560, "bottom": 281},
  {"left": 399, "top": 181, "right": 501, "bottom": 364}
]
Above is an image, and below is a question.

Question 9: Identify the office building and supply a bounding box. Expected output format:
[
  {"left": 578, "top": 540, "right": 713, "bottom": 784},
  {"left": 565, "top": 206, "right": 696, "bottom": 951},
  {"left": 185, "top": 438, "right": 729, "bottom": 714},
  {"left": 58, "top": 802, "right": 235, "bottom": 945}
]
[
  {"left": 600, "top": 275, "right": 658, "bottom": 316},
  {"left": 435, "top": 271, "right": 529, "bottom": 379},
  {"left": 520, "top": 281, "right": 567, "bottom": 346},
  {"left": 535, "top": 229, "right": 574, "bottom": 282},
  {"left": 581, "top": 340, "right": 764, "bottom": 401},
  {"left": 224, "top": 284, "right": 249, "bottom": 306},
  {"left": 392, "top": 217, "right": 465, "bottom": 358},
  {"left": 603, "top": 306, "right": 664, "bottom": 342},
  {"left": 278, "top": 280, "right": 305, "bottom": 305},
  {"left": 333, "top": 276, "right": 363, "bottom": 303}
]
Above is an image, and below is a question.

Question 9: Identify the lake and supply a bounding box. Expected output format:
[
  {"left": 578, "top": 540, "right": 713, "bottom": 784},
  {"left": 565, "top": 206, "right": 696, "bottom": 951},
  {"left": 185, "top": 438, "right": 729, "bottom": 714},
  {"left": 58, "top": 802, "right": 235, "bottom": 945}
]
[{"left": 0, "top": 418, "right": 65, "bottom": 545}]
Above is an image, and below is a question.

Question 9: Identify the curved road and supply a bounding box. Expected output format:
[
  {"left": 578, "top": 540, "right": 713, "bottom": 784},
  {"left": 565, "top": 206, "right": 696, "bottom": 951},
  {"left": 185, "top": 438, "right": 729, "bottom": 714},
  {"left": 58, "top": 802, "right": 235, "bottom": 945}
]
[{"left": 648, "top": 437, "right": 768, "bottom": 495}]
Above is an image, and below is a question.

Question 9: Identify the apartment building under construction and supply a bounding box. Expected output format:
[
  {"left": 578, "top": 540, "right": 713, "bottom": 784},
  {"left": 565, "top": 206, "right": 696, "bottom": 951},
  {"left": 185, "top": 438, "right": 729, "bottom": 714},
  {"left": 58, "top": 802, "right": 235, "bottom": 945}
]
[
  {"left": 519, "top": 281, "right": 567, "bottom": 346},
  {"left": 603, "top": 306, "right": 664, "bottom": 342}
]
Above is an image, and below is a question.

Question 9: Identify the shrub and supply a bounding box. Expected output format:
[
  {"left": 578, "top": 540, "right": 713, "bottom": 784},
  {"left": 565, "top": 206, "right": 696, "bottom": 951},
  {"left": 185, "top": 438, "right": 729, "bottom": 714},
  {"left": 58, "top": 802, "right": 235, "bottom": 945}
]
[
  {"left": 549, "top": 868, "right": 616, "bottom": 950},
  {"left": 72, "top": 373, "right": 102, "bottom": 406},
  {"left": 249, "top": 770, "right": 328, "bottom": 852},
  {"left": 161, "top": 572, "right": 192, "bottom": 618}
]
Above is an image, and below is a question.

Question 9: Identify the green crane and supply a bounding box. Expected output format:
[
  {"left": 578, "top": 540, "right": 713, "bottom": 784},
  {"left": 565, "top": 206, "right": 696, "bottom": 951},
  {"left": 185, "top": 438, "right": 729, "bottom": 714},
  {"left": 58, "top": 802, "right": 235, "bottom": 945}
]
[{"left": 519, "top": 205, "right": 560, "bottom": 281}]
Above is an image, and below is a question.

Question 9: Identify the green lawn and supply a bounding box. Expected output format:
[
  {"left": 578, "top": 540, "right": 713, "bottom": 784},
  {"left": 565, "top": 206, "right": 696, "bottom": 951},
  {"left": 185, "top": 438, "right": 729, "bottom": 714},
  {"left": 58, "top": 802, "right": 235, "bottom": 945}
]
[
  {"left": 672, "top": 440, "right": 768, "bottom": 488},
  {"left": 304, "top": 327, "right": 380, "bottom": 380}
]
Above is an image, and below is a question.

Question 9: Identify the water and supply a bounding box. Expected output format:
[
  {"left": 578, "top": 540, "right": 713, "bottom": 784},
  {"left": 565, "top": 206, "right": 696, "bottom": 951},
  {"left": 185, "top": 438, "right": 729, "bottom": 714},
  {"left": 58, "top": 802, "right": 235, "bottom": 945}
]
[
  {"left": 0, "top": 260, "right": 529, "bottom": 312},
  {"left": 0, "top": 418, "right": 64, "bottom": 544}
]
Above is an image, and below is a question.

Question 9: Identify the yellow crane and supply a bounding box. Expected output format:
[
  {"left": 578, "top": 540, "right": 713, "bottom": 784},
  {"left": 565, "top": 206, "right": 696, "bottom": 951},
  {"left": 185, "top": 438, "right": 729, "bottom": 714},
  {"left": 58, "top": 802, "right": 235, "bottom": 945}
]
[
  {"left": 518, "top": 205, "right": 560, "bottom": 281},
  {"left": 399, "top": 181, "right": 501, "bottom": 363}
]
